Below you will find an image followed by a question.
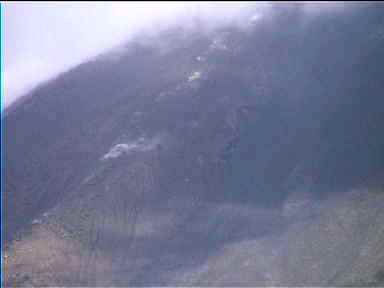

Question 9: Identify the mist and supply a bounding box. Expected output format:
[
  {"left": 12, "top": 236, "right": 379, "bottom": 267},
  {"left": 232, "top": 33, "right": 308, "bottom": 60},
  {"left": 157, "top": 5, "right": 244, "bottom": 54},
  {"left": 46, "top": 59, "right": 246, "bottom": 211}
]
[
  {"left": 3, "top": 2, "right": 253, "bottom": 107},
  {"left": 3, "top": 2, "right": 353, "bottom": 108},
  {"left": 4, "top": 2, "right": 384, "bottom": 286}
]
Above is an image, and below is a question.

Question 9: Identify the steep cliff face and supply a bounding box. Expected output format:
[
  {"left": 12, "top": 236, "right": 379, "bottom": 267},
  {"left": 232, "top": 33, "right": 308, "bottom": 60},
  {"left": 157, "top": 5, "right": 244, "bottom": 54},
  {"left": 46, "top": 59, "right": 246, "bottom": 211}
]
[{"left": 3, "top": 3, "right": 384, "bottom": 286}]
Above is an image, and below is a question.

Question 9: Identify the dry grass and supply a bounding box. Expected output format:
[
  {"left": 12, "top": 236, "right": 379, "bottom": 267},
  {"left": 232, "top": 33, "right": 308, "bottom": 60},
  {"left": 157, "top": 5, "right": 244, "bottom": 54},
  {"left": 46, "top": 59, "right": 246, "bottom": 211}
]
[{"left": 3, "top": 223, "right": 114, "bottom": 287}]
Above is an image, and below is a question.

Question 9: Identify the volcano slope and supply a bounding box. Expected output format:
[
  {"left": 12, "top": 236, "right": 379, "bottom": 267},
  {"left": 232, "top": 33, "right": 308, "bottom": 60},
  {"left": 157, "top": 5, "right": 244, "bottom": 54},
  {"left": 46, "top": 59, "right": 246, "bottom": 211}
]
[{"left": 3, "top": 3, "right": 384, "bottom": 286}]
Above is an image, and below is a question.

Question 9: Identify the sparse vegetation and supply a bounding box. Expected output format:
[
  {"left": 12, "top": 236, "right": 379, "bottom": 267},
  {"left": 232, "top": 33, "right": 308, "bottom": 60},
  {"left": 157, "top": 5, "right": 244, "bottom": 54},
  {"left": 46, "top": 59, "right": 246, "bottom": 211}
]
[{"left": 4, "top": 3, "right": 384, "bottom": 286}]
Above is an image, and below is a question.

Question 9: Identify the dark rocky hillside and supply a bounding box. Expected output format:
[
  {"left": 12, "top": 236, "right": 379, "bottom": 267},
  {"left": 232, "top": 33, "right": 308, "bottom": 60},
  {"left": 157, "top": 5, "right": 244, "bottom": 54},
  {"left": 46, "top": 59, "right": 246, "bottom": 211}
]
[{"left": 3, "top": 3, "right": 384, "bottom": 286}]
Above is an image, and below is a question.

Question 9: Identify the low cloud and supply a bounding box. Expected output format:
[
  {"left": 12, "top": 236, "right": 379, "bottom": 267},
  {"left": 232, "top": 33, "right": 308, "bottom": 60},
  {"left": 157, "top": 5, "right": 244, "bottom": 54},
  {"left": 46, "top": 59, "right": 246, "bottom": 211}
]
[{"left": 3, "top": 2, "right": 350, "bottom": 108}]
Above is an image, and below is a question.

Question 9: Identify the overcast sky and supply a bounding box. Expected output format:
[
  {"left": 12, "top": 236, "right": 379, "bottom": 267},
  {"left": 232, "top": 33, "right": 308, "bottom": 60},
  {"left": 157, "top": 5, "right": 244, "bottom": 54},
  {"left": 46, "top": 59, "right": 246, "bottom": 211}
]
[
  {"left": 3, "top": 2, "right": 263, "bottom": 108},
  {"left": 3, "top": 2, "right": 349, "bottom": 108}
]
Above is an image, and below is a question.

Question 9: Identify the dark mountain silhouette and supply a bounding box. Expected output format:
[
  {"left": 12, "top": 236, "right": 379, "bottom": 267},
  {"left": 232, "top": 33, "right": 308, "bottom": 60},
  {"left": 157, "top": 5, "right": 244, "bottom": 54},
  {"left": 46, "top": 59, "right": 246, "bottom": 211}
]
[{"left": 3, "top": 3, "right": 384, "bottom": 286}]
